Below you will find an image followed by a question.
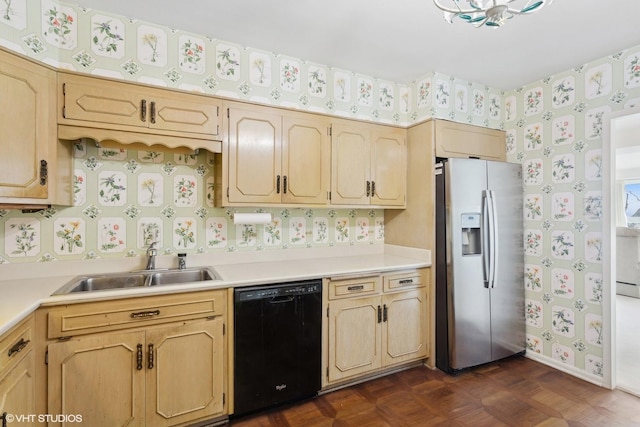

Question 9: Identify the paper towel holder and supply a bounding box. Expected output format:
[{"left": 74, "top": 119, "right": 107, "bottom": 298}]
[{"left": 233, "top": 212, "right": 272, "bottom": 225}]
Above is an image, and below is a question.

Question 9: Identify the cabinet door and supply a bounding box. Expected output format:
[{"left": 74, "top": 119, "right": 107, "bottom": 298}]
[
  {"left": 382, "top": 289, "right": 428, "bottom": 367},
  {"left": 48, "top": 330, "right": 146, "bottom": 427},
  {"left": 281, "top": 114, "right": 330, "bottom": 205},
  {"left": 227, "top": 106, "right": 282, "bottom": 204},
  {"left": 327, "top": 295, "right": 381, "bottom": 382},
  {"left": 0, "top": 351, "right": 35, "bottom": 427},
  {"left": 149, "top": 93, "right": 221, "bottom": 137},
  {"left": 61, "top": 74, "right": 148, "bottom": 128},
  {"left": 145, "top": 319, "right": 225, "bottom": 426},
  {"left": 0, "top": 51, "right": 54, "bottom": 199},
  {"left": 370, "top": 126, "right": 406, "bottom": 207},
  {"left": 331, "top": 123, "right": 370, "bottom": 205},
  {"left": 434, "top": 120, "right": 506, "bottom": 161}
]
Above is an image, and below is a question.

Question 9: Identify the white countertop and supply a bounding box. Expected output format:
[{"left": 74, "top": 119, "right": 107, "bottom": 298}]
[{"left": 0, "top": 244, "right": 430, "bottom": 335}]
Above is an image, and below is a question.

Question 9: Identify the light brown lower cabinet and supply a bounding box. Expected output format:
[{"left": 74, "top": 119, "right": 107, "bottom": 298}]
[
  {"left": 0, "top": 316, "right": 36, "bottom": 427},
  {"left": 323, "top": 269, "right": 429, "bottom": 387},
  {"left": 43, "top": 289, "right": 227, "bottom": 427}
]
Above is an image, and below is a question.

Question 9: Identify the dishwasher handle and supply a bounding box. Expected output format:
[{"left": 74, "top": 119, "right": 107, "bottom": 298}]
[{"left": 269, "top": 295, "right": 295, "bottom": 304}]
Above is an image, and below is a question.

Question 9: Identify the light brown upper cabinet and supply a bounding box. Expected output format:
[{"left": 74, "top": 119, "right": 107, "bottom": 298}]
[
  {"left": 58, "top": 72, "right": 222, "bottom": 145},
  {"left": 331, "top": 120, "right": 406, "bottom": 207},
  {"left": 0, "top": 48, "right": 72, "bottom": 207},
  {"left": 224, "top": 102, "right": 331, "bottom": 206},
  {"left": 434, "top": 119, "right": 506, "bottom": 161}
]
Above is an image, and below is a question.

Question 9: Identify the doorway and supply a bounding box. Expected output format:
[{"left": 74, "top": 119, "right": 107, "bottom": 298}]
[{"left": 606, "top": 109, "right": 640, "bottom": 396}]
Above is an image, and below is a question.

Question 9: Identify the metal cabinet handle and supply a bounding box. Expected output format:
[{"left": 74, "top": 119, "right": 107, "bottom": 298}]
[
  {"left": 40, "top": 160, "right": 48, "bottom": 186},
  {"left": 141, "top": 99, "right": 147, "bottom": 122},
  {"left": 136, "top": 343, "right": 143, "bottom": 370},
  {"left": 366, "top": 181, "right": 371, "bottom": 197},
  {"left": 283, "top": 176, "right": 287, "bottom": 194},
  {"left": 8, "top": 338, "right": 29, "bottom": 357},
  {"left": 399, "top": 279, "right": 414, "bottom": 285},
  {"left": 2, "top": 411, "right": 7, "bottom": 427},
  {"left": 150, "top": 101, "right": 156, "bottom": 124},
  {"left": 383, "top": 304, "right": 388, "bottom": 322},
  {"left": 347, "top": 285, "right": 364, "bottom": 291},
  {"left": 276, "top": 175, "right": 281, "bottom": 194},
  {"left": 130, "top": 309, "right": 160, "bottom": 319},
  {"left": 377, "top": 305, "right": 382, "bottom": 323},
  {"left": 371, "top": 181, "right": 376, "bottom": 197},
  {"left": 148, "top": 344, "right": 154, "bottom": 369}
]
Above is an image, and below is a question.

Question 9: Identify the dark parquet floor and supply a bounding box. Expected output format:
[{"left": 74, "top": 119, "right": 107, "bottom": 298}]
[{"left": 229, "top": 356, "right": 640, "bottom": 427}]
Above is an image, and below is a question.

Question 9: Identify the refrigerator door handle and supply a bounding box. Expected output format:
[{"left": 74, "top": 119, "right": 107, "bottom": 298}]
[
  {"left": 482, "top": 190, "right": 498, "bottom": 288},
  {"left": 487, "top": 190, "right": 498, "bottom": 288},
  {"left": 482, "top": 191, "right": 491, "bottom": 288}
]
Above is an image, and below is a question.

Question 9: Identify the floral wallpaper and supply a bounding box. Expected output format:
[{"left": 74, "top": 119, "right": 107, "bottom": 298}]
[
  {"left": 0, "top": 143, "right": 384, "bottom": 262},
  {"left": 0, "top": 1, "right": 503, "bottom": 128},
  {"left": 506, "top": 45, "right": 640, "bottom": 379},
  {"left": 0, "top": 0, "right": 638, "bottom": 382}
]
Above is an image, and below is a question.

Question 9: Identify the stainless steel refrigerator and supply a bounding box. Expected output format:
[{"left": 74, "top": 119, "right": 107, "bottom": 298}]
[{"left": 435, "top": 157, "right": 525, "bottom": 374}]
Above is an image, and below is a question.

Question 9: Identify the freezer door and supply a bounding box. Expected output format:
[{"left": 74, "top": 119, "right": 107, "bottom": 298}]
[
  {"left": 487, "top": 161, "right": 526, "bottom": 360},
  {"left": 445, "top": 158, "right": 493, "bottom": 370}
]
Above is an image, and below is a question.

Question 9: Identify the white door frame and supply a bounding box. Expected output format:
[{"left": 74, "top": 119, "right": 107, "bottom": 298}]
[{"left": 602, "top": 105, "right": 640, "bottom": 390}]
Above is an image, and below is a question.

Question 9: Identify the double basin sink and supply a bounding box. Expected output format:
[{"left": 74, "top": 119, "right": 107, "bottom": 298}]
[{"left": 52, "top": 267, "right": 222, "bottom": 295}]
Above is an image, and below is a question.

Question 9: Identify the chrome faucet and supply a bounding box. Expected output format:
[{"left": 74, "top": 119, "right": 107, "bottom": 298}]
[{"left": 146, "top": 242, "right": 158, "bottom": 270}]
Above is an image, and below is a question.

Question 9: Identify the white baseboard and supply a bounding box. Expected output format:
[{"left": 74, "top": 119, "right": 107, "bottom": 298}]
[{"left": 525, "top": 350, "right": 607, "bottom": 388}]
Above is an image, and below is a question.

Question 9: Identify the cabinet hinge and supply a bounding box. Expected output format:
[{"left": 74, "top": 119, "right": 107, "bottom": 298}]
[
  {"left": 223, "top": 323, "right": 226, "bottom": 335},
  {"left": 45, "top": 350, "right": 48, "bottom": 365}
]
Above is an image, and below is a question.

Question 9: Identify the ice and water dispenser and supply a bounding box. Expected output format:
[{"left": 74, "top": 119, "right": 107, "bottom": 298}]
[{"left": 461, "top": 213, "right": 481, "bottom": 256}]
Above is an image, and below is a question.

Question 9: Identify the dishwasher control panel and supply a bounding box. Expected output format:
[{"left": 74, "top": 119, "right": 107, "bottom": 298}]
[{"left": 235, "top": 280, "right": 321, "bottom": 302}]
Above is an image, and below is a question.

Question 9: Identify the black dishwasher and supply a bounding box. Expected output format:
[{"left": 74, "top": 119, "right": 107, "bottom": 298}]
[{"left": 233, "top": 280, "right": 322, "bottom": 416}]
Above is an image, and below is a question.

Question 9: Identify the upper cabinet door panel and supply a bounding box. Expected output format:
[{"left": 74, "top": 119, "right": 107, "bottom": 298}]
[
  {"left": 227, "top": 107, "right": 282, "bottom": 204},
  {"left": 371, "top": 127, "right": 406, "bottom": 206},
  {"left": 149, "top": 94, "right": 221, "bottom": 137},
  {"left": 434, "top": 120, "right": 506, "bottom": 161},
  {"left": 281, "top": 115, "right": 330, "bottom": 205},
  {"left": 331, "top": 124, "right": 370, "bottom": 205},
  {"left": 62, "top": 74, "right": 147, "bottom": 128},
  {"left": 0, "top": 51, "right": 53, "bottom": 199},
  {"left": 60, "top": 73, "right": 222, "bottom": 139}
]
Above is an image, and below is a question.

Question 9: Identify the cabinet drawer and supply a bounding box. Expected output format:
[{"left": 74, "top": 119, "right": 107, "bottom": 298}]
[
  {"left": 47, "top": 289, "right": 226, "bottom": 339},
  {"left": 383, "top": 270, "right": 426, "bottom": 292},
  {"left": 0, "top": 316, "right": 34, "bottom": 374},
  {"left": 328, "top": 275, "right": 381, "bottom": 300}
]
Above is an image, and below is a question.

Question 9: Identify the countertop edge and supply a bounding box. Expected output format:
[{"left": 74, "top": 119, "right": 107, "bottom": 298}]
[{"left": 0, "top": 246, "right": 431, "bottom": 335}]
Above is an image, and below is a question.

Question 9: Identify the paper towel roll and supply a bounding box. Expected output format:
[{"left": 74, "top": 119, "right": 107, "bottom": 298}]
[{"left": 233, "top": 212, "right": 272, "bottom": 225}]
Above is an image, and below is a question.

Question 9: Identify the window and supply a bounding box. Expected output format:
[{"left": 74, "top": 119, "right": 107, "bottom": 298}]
[{"left": 624, "top": 181, "right": 640, "bottom": 228}]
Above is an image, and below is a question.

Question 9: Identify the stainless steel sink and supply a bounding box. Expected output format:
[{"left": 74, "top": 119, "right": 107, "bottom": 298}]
[
  {"left": 146, "top": 268, "right": 218, "bottom": 286},
  {"left": 52, "top": 267, "right": 221, "bottom": 295}
]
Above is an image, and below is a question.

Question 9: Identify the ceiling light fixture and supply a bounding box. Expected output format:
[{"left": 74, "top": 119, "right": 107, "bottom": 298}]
[{"left": 433, "top": 0, "right": 553, "bottom": 27}]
